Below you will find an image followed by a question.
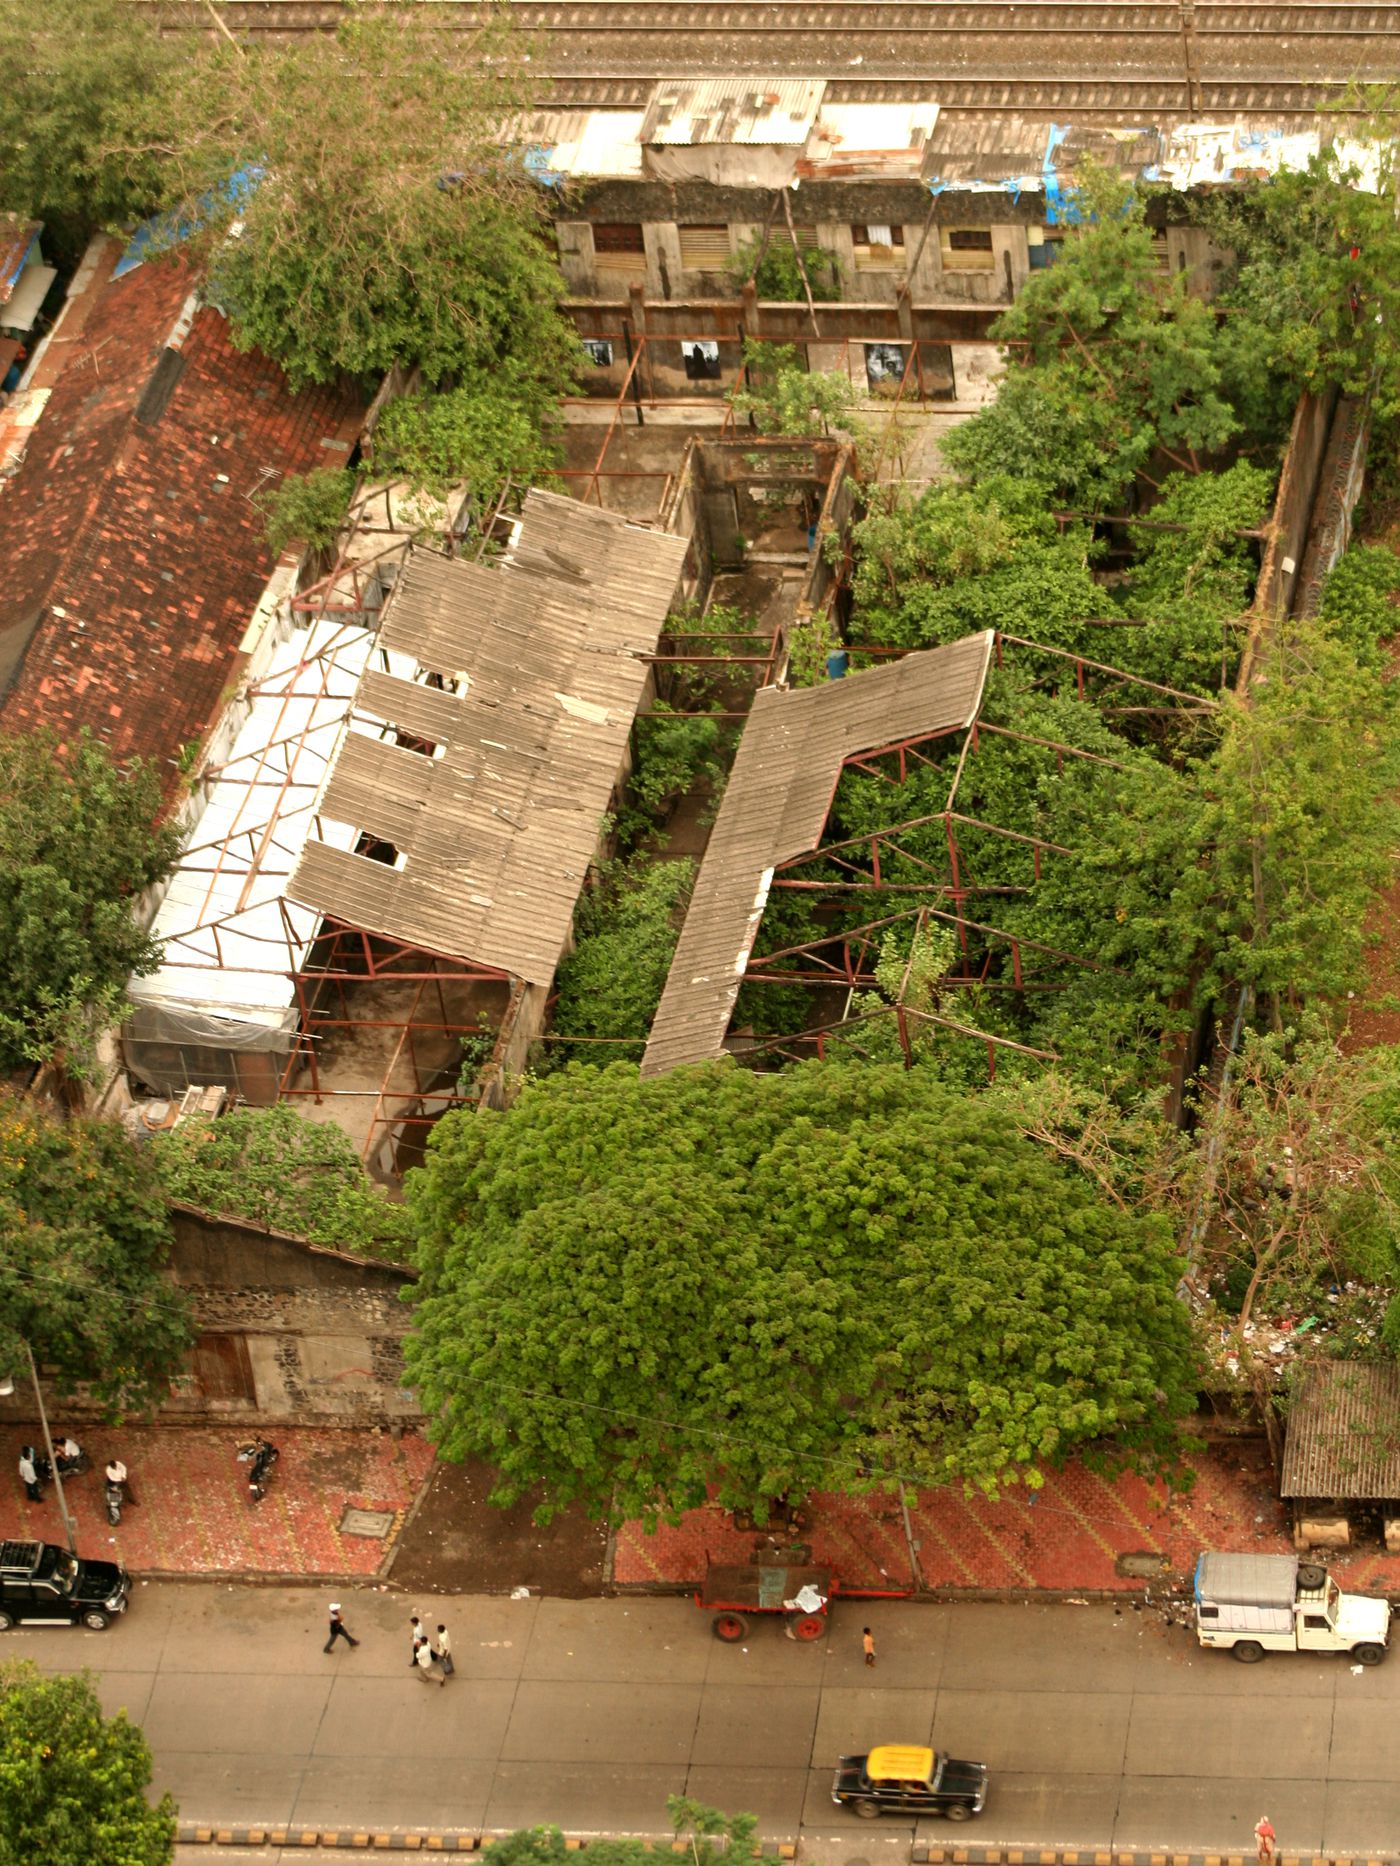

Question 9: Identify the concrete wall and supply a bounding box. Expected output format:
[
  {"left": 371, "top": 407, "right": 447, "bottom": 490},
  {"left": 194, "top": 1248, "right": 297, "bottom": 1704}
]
[{"left": 163, "top": 1207, "right": 419, "bottom": 1426}]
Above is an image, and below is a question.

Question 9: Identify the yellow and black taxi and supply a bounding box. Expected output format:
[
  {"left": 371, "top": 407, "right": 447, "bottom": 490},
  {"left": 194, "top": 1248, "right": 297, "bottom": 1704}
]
[{"left": 832, "top": 1743, "right": 989, "bottom": 1821}]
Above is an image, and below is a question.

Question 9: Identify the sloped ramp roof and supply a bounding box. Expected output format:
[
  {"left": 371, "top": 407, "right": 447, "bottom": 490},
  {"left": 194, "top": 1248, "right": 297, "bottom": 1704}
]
[
  {"left": 289, "top": 490, "right": 688, "bottom": 985},
  {"left": 1281, "top": 1361, "right": 1400, "bottom": 1501},
  {"left": 641, "top": 631, "right": 994, "bottom": 1077}
]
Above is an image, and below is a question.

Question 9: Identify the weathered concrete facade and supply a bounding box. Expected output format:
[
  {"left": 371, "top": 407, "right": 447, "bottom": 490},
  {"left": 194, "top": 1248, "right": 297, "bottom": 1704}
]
[{"left": 161, "top": 1206, "right": 419, "bottom": 1428}]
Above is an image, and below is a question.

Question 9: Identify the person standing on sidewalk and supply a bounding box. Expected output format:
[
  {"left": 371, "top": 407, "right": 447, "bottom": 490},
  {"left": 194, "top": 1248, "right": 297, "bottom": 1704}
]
[
  {"left": 434, "top": 1623, "right": 454, "bottom": 1677},
  {"left": 324, "top": 1603, "right": 359, "bottom": 1654},
  {"left": 862, "top": 1626, "right": 876, "bottom": 1669},
  {"left": 18, "top": 1446, "right": 43, "bottom": 1503},
  {"left": 1254, "top": 1816, "right": 1275, "bottom": 1863},
  {"left": 415, "top": 1638, "right": 445, "bottom": 1688},
  {"left": 409, "top": 1614, "right": 425, "bottom": 1667}
]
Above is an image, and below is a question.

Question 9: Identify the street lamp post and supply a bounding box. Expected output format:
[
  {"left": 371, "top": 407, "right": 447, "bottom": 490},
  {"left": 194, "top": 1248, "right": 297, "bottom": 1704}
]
[{"left": 0, "top": 1346, "right": 77, "bottom": 1555}]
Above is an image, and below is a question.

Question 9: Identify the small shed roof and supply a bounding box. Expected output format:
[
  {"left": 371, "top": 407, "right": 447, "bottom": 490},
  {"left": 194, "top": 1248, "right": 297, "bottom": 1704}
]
[
  {"left": 1280, "top": 1361, "right": 1400, "bottom": 1501},
  {"left": 641, "top": 632, "right": 993, "bottom": 1078},
  {"left": 0, "top": 217, "right": 40, "bottom": 302},
  {"left": 289, "top": 492, "right": 688, "bottom": 985},
  {"left": 641, "top": 79, "right": 825, "bottom": 146}
]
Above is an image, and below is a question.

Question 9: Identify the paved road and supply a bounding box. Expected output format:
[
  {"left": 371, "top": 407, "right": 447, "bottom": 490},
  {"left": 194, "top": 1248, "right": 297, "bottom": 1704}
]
[{"left": 24, "top": 1586, "right": 1400, "bottom": 1853}]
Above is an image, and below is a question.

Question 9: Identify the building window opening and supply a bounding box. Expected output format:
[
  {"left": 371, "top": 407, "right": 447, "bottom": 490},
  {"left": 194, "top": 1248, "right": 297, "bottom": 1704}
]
[
  {"left": 851, "top": 223, "right": 904, "bottom": 272},
  {"left": 682, "top": 339, "right": 722, "bottom": 381},
  {"left": 582, "top": 338, "right": 614, "bottom": 367},
  {"left": 940, "top": 226, "right": 995, "bottom": 272},
  {"left": 864, "top": 343, "right": 907, "bottom": 393},
  {"left": 678, "top": 224, "right": 733, "bottom": 270},
  {"left": 354, "top": 833, "right": 401, "bottom": 867}
]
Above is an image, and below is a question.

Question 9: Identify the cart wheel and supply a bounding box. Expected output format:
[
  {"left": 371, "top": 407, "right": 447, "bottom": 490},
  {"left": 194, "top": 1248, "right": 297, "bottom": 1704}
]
[
  {"left": 789, "top": 1612, "right": 826, "bottom": 1641},
  {"left": 712, "top": 1612, "right": 748, "bottom": 1642}
]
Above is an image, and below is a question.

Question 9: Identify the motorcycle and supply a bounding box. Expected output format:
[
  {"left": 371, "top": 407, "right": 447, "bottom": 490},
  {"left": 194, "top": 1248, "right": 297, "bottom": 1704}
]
[
  {"left": 104, "top": 1475, "right": 125, "bottom": 1525},
  {"left": 237, "top": 1438, "right": 279, "bottom": 1502}
]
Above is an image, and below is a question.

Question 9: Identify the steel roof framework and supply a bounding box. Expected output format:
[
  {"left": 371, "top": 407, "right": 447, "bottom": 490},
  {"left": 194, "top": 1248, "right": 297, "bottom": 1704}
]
[{"left": 705, "top": 632, "right": 1216, "bottom": 1077}]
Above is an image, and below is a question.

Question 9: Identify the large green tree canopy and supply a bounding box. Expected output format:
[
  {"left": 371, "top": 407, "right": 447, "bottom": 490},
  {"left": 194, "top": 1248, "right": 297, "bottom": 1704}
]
[
  {"left": 406, "top": 1062, "right": 1199, "bottom": 1521},
  {"left": 0, "top": 1661, "right": 175, "bottom": 1866},
  {"left": 0, "top": 730, "right": 178, "bottom": 1082},
  {"left": 0, "top": 1092, "right": 192, "bottom": 1413}
]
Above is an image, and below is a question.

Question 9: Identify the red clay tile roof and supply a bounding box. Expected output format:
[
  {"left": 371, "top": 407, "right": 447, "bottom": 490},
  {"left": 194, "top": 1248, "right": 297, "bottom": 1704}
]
[{"left": 0, "top": 238, "right": 364, "bottom": 785}]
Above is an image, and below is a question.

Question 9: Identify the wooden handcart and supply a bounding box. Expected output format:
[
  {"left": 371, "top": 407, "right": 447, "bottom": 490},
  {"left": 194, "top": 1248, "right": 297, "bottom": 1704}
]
[{"left": 695, "top": 1559, "right": 836, "bottom": 1642}]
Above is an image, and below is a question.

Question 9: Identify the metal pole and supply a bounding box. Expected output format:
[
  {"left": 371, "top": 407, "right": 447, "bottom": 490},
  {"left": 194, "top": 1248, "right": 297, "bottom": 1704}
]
[{"left": 25, "top": 1341, "right": 76, "bottom": 1555}]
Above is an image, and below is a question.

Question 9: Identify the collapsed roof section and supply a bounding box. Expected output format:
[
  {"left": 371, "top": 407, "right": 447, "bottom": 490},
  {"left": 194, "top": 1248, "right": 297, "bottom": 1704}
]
[
  {"left": 641, "top": 632, "right": 994, "bottom": 1078},
  {"left": 288, "top": 490, "right": 690, "bottom": 986}
]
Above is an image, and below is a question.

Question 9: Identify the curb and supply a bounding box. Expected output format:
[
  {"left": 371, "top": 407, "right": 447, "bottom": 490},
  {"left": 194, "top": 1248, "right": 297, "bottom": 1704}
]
[
  {"left": 912, "top": 1854, "right": 1388, "bottom": 1866},
  {"left": 176, "top": 1830, "right": 799, "bottom": 1856}
]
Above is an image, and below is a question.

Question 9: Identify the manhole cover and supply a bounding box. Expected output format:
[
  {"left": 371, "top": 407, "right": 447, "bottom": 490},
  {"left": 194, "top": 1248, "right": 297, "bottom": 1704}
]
[
  {"left": 1116, "top": 1550, "right": 1171, "bottom": 1579},
  {"left": 340, "top": 1507, "right": 395, "bottom": 1540}
]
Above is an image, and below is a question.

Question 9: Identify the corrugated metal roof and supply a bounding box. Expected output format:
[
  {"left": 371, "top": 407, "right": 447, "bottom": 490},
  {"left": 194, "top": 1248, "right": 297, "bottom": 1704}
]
[
  {"left": 1280, "top": 1362, "right": 1400, "bottom": 1501},
  {"left": 288, "top": 491, "right": 688, "bottom": 985},
  {"left": 641, "top": 78, "right": 825, "bottom": 145},
  {"left": 641, "top": 632, "right": 993, "bottom": 1077}
]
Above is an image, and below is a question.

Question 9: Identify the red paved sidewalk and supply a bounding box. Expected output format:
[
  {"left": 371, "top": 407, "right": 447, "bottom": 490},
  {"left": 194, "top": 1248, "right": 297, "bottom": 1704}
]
[
  {"left": 0, "top": 1426, "right": 434, "bottom": 1576},
  {"left": 614, "top": 1440, "right": 1400, "bottom": 1596}
]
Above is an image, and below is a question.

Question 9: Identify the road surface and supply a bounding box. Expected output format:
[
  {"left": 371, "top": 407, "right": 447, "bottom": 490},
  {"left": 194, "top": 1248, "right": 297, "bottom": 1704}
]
[{"left": 23, "top": 1585, "right": 1397, "bottom": 1852}]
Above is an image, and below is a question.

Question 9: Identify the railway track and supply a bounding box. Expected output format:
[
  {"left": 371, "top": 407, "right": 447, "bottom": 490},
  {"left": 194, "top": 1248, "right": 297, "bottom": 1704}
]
[{"left": 158, "top": 1, "right": 1400, "bottom": 109}]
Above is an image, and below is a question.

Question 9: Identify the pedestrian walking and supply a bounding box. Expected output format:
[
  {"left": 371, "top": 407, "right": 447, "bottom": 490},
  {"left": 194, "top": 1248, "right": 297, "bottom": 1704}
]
[
  {"left": 324, "top": 1602, "right": 359, "bottom": 1654},
  {"left": 18, "top": 1446, "right": 43, "bottom": 1503},
  {"left": 862, "top": 1626, "right": 876, "bottom": 1669},
  {"left": 409, "top": 1613, "right": 425, "bottom": 1667},
  {"left": 1255, "top": 1816, "right": 1275, "bottom": 1864},
  {"left": 434, "top": 1623, "right": 454, "bottom": 1677},
  {"left": 415, "top": 1638, "right": 445, "bottom": 1688}
]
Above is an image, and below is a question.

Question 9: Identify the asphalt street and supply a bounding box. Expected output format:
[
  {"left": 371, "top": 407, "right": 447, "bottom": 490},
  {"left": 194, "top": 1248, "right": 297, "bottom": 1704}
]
[{"left": 24, "top": 1585, "right": 1399, "bottom": 1854}]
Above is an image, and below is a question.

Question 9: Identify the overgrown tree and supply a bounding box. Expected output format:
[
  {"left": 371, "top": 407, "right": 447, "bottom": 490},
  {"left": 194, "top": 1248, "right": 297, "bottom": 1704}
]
[
  {"left": 0, "top": 0, "right": 177, "bottom": 245},
  {"left": 153, "top": 1103, "right": 412, "bottom": 1261},
  {"left": 136, "top": 2, "right": 579, "bottom": 394},
  {"left": 0, "top": 1092, "right": 192, "bottom": 1414},
  {"left": 547, "top": 857, "right": 696, "bottom": 1067},
  {"left": 405, "top": 1062, "right": 1199, "bottom": 1520},
  {"left": 0, "top": 1661, "right": 176, "bottom": 1866},
  {"left": 942, "top": 165, "right": 1244, "bottom": 508},
  {"left": 0, "top": 730, "right": 179, "bottom": 1082}
]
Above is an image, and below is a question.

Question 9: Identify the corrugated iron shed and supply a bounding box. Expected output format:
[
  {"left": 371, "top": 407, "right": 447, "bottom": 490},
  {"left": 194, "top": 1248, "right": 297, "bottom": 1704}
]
[
  {"left": 288, "top": 491, "right": 688, "bottom": 987},
  {"left": 641, "top": 632, "right": 993, "bottom": 1078},
  {"left": 641, "top": 78, "right": 825, "bottom": 145},
  {"left": 1280, "top": 1362, "right": 1400, "bottom": 1501}
]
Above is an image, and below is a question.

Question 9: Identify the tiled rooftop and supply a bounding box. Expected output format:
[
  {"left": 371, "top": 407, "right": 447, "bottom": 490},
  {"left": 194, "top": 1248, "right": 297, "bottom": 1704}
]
[{"left": 0, "top": 237, "right": 364, "bottom": 784}]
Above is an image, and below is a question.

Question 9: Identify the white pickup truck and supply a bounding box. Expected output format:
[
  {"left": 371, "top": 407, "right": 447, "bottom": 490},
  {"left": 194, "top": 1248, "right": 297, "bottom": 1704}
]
[{"left": 1193, "top": 1552, "right": 1390, "bottom": 1665}]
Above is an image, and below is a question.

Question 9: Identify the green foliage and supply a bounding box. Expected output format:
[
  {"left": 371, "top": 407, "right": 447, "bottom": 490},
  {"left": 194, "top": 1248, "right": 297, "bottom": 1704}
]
[
  {"left": 0, "top": 730, "right": 179, "bottom": 1081},
  {"left": 731, "top": 231, "right": 843, "bottom": 302},
  {"left": 621, "top": 707, "right": 733, "bottom": 845},
  {"left": 1202, "top": 143, "right": 1400, "bottom": 418},
  {"left": 1316, "top": 542, "right": 1400, "bottom": 669},
  {"left": 369, "top": 377, "right": 563, "bottom": 512},
  {"left": 733, "top": 340, "right": 861, "bottom": 442},
  {"left": 257, "top": 467, "right": 357, "bottom": 558},
  {"left": 483, "top": 1803, "right": 756, "bottom": 1866},
  {"left": 844, "top": 477, "right": 1100, "bottom": 653},
  {"left": 549, "top": 857, "right": 696, "bottom": 1066},
  {"left": 0, "top": 0, "right": 176, "bottom": 242},
  {"left": 153, "top": 1103, "right": 413, "bottom": 1261},
  {"left": 404, "top": 1061, "right": 1200, "bottom": 1520},
  {"left": 942, "top": 165, "right": 1241, "bottom": 509},
  {"left": 144, "top": 5, "right": 576, "bottom": 394},
  {"left": 0, "top": 1092, "right": 193, "bottom": 1413},
  {"left": 0, "top": 1660, "right": 176, "bottom": 1866},
  {"left": 1102, "top": 463, "right": 1274, "bottom": 692}
]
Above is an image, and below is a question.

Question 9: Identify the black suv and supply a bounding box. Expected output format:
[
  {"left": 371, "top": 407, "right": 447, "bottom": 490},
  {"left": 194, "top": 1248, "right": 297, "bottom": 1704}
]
[
  {"left": 832, "top": 1744, "right": 988, "bottom": 1820},
  {"left": 0, "top": 1541, "right": 131, "bottom": 1630}
]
